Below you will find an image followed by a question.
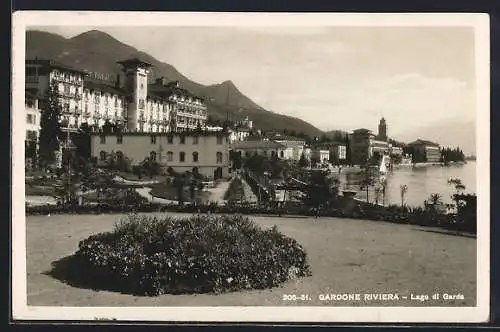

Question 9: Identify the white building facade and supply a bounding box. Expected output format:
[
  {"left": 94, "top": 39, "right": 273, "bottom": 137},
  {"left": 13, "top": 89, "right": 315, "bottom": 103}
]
[{"left": 91, "top": 132, "right": 230, "bottom": 179}]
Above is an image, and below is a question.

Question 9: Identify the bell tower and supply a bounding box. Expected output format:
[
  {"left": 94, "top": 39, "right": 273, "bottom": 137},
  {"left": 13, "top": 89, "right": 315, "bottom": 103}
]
[
  {"left": 117, "top": 58, "right": 153, "bottom": 132},
  {"left": 378, "top": 117, "right": 387, "bottom": 141}
]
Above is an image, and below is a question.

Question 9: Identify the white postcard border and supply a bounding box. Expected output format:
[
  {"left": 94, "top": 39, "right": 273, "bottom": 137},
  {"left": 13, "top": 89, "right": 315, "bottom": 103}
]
[{"left": 11, "top": 11, "right": 491, "bottom": 323}]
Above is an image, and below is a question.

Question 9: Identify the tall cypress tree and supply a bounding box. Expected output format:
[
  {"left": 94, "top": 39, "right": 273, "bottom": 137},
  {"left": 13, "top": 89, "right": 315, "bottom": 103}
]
[{"left": 38, "top": 79, "right": 63, "bottom": 169}]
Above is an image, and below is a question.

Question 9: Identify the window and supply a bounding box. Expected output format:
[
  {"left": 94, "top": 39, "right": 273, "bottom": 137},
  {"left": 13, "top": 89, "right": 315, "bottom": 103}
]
[
  {"left": 116, "top": 151, "right": 123, "bottom": 161},
  {"left": 180, "top": 136, "right": 185, "bottom": 144},
  {"left": 99, "top": 151, "right": 106, "bottom": 161},
  {"left": 193, "top": 136, "right": 199, "bottom": 144},
  {"left": 192, "top": 152, "right": 199, "bottom": 162},
  {"left": 280, "top": 151, "right": 284, "bottom": 158},
  {"left": 179, "top": 152, "right": 185, "bottom": 162},
  {"left": 216, "top": 152, "right": 223, "bottom": 163},
  {"left": 167, "top": 135, "right": 173, "bottom": 144},
  {"left": 217, "top": 136, "right": 223, "bottom": 145},
  {"left": 138, "top": 99, "right": 145, "bottom": 109},
  {"left": 117, "top": 135, "right": 123, "bottom": 144},
  {"left": 26, "top": 114, "right": 33, "bottom": 124},
  {"left": 150, "top": 151, "right": 157, "bottom": 161},
  {"left": 100, "top": 136, "right": 106, "bottom": 144},
  {"left": 151, "top": 135, "right": 157, "bottom": 144},
  {"left": 167, "top": 151, "right": 173, "bottom": 161}
]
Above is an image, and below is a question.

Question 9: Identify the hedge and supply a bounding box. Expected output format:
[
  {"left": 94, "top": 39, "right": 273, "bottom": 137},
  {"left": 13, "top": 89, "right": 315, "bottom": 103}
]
[
  {"left": 26, "top": 201, "right": 475, "bottom": 234},
  {"left": 71, "top": 214, "right": 311, "bottom": 296}
]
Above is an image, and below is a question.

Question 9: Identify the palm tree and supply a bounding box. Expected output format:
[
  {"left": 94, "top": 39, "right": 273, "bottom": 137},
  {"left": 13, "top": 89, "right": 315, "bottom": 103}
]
[
  {"left": 400, "top": 184, "right": 408, "bottom": 208},
  {"left": 447, "top": 177, "right": 466, "bottom": 211},
  {"left": 429, "top": 193, "right": 442, "bottom": 206}
]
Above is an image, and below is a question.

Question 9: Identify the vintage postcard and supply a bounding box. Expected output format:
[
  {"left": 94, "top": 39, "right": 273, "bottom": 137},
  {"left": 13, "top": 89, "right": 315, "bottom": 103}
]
[{"left": 11, "top": 11, "right": 490, "bottom": 323}]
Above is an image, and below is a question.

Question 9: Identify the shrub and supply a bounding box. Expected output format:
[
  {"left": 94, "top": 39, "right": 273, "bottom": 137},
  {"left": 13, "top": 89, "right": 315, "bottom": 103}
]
[{"left": 72, "top": 214, "right": 311, "bottom": 296}]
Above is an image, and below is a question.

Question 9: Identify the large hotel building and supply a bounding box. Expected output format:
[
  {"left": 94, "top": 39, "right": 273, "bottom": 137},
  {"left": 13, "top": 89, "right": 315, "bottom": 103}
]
[{"left": 25, "top": 58, "right": 208, "bottom": 136}]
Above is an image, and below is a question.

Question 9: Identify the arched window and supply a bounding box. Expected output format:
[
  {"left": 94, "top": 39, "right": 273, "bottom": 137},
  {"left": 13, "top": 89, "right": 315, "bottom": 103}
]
[
  {"left": 99, "top": 151, "right": 107, "bottom": 161},
  {"left": 280, "top": 150, "right": 284, "bottom": 158},
  {"left": 167, "top": 151, "right": 173, "bottom": 161},
  {"left": 179, "top": 151, "right": 185, "bottom": 162},
  {"left": 192, "top": 151, "right": 199, "bottom": 162},
  {"left": 150, "top": 151, "right": 157, "bottom": 161},
  {"left": 216, "top": 151, "right": 223, "bottom": 163}
]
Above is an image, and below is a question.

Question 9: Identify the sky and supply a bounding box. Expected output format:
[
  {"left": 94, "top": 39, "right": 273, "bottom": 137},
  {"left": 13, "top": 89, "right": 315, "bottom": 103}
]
[{"left": 33, "top": 25, "right": 476, "bottom": 139}]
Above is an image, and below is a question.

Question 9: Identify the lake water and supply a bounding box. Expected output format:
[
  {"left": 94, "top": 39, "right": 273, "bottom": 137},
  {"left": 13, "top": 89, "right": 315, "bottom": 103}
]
[{"left": 342, "top": 162, "right": 477, "bottom": 207}]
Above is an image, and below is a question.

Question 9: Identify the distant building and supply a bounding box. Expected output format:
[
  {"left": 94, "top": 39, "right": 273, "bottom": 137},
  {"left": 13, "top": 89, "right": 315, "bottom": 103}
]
[
  {"left": 91, "top": 131, "right": 230, "bottom": 180},
  {"left": 230, "top": 139, "right": 286, "bottom": 159},
  {"left": 25, "top": 94, "right": 41, "bottom": 143},
  {"left": 310, "top": 147, "right": 330, "bottom": 164},
  {"left": 389, "top": 145, "right": 403, "bottom": 157},
  {"left": 377, "top": 117, "right": 388, "bottom": 141},
  {"left": 407, "top": 139, "right": 441, "bottom": 163},
  {"left": 266, "top": 133, "right": 306, "bottom": 161},
  {"left": 349, "top": 128, "right": 375, "bottom": 165},
  {"left": 322, "top": 142, "right": 347, "bottom": 165},
  {"left": 229, "top": 127, "right": 251, "bottom": 143}
]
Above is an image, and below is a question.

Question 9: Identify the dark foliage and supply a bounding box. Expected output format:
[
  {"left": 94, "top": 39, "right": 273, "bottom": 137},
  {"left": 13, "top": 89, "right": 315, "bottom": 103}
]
[{"left": 61, "top": 214, "right": 311, "bottom": 296}]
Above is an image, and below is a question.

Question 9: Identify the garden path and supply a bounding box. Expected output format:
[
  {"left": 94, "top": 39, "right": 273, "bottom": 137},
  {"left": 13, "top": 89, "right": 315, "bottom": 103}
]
[
  {"left": 206, "top": 180, "right": 230, "bottom": 204},
  {"left": 239, "top": 175, "right": 258, "bottom": 203},
  {"left": 135, "top": 187, "right": 177, "bottom": 205}
]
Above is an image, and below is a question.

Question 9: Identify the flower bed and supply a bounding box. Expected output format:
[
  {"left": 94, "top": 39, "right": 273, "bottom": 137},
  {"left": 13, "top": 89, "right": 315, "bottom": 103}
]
[{"left": 68, "top": 214, "right": 311, "bottom": 296}]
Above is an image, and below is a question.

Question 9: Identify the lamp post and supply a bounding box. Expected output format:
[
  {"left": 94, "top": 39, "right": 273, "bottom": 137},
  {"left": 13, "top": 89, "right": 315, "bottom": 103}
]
[{"left": 59, "top": 118, "right": 78, "bottom": 204}]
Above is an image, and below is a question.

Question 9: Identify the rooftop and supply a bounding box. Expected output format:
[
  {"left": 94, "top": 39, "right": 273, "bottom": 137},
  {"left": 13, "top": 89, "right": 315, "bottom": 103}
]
[
  {"left": 84, "top": 80, "right": 128, "bottom": 96},
  {"left": 230, "top": 140, "right": 286, "bottom": 150},
  {"left": 408, "top": 139, "right": 440, "bottom": 147},
  {"left": 352, "top": 128, "right": 374, "bottom": 134}
]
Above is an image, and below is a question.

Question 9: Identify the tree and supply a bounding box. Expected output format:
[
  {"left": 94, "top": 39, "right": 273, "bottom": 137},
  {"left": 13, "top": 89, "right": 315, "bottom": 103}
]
[
  {"left": 25, "top": 139, "right": 38, "bottom": 168},
  {"left": 344, "top": 134, "right": 352, "bottom": 166},
  {"left": 229, "top": 150, "right": 243, "bottom": 170},
  {"left": 302, "top": 170, "right": 338, "bottom": 208},
  {"left": 374, "top": 187, "right": 382, "bottom": 205},
  {"left": 38, "top": 79, "right": 63, "bottom": 168},
  {"left": 448, "top": 178, "right": 466, "bottom": 211},
  {"left": 173, "top": 174, "right": 187, "bottom": 205},
  {"left": 400, "top": 184, "right": 408, "bottom": 208},
  {"left": 298, "top": 152, "right": 310, "bottom": 169},
  {"left": 358, "top": 167, "right": 377, "bottom": 203},
  {"left": 73, "top": 122, "right": 92, "bottom": 161},
  {"left": 381, "top": 178, "right": 387, "bottom": 206},
  {"left": 427, "top": 193, "right": 442, "bottom": 215}
]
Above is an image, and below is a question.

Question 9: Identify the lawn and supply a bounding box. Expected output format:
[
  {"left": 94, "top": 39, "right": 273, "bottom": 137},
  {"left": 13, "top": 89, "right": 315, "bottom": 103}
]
[{"left": 26, "top": 213, "right": 476, "bottom": 307}]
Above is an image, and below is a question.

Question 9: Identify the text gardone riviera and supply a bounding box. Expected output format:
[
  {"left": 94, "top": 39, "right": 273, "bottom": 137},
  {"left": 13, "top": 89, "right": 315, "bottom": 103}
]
[{"left": 317, "top": 293, "right": 465, "bottom": 301}]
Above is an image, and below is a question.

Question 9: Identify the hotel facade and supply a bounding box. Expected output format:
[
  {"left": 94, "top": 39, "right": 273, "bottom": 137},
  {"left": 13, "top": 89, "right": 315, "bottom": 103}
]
[{"left": 25, "top": 58, "right": 208, "bottom": 137}]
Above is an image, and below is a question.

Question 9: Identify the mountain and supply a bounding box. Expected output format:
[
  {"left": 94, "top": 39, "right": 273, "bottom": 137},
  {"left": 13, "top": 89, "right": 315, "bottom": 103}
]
[
  {"left": 391, "top": 120, "right": 476, "bottom": 155},
  {"left": 25, "top": 29, "right": 324, "bottom": 137}
]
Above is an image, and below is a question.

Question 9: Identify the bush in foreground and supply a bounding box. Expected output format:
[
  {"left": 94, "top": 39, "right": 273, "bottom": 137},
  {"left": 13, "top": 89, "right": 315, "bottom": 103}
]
[{"left": 73, "top": 214, "right": 311, "bottom": 296}]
